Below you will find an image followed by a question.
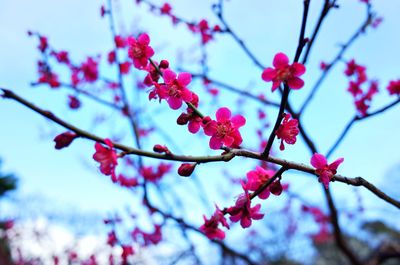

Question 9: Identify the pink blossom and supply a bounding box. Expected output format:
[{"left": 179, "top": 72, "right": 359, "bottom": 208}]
[
  {"left": 262, "top": 53, "right": 306, "bottom": 91},
  {"left": 114, "top": 35, "right": 127, "bottom": 48},
  {"left": 127, "top": 33, "right": 154, "bottom": 69},
  {"left": 276, "top": 113, "right": 299, "bottom": 151},
  {"left": 310, "top": 153, "right": 344, "bottom": 189},
  {"left": 93, "top": 139, "right": 118, "bottom": 179},
  {"left": 199, "top": 206, "right": 229, "bottom": 240},
  {"left": 140, "top": 163, "right": 171, "bottom": 182},
  {"left": 160, "top": 3, "right": 172, "bottom": 14},
  {"left": 387, "top": 79, "right": 400, "bottom": 96},
  {"left": 245, "top": 166, "right": 282, "bottom": 199},
  {"left": 203, "top": 107, "right": 246, "bottom": 149},
  {"left": 81, "top": 57, "right": 99, "bottom": 83},
  {"left": 227, "top": 185, "right": 264, "bottom": 228},
  {"left": 119, "top": 61, "right": 131, "bottom": 74},
  {"left": 159, "top": 69, "right": 193, "bottom": 109}
]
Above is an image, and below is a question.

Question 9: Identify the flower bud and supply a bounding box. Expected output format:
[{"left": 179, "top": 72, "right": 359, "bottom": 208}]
[
  {"left": 178, "top": 163, "right": 196, "bottom": 177},
  {"left": 54, "top": 132, "right": 77, "bottom": 149}
]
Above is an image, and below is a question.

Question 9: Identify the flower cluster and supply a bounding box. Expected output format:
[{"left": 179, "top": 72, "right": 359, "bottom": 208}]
[
  {"left": 262, "top": 53, "right": 306, "bottom": 91},
  {"left": 199, "top": 206, "right": 229, "bottom": 240},
  {"left": 139, "top": 163, "right": 172, "bottom": 183},
  {"left": 344, "top": 59, "right": 379, "bottom": 116}
]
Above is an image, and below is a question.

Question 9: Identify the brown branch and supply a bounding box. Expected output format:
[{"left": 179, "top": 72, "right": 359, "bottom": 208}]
[
  {"left": 327, "top": 97, "right": 400, "bottom": 158},
  {"left": 323, "top": 188, "right": 362, "bottom": 265},
  {"left": 299, "top": 3, "right": 374, "bottom": 115},
  {"left": 2, "top": 88, "right": 399, "bottom": 210},
  {"left": 262, "top": 0, "right": 310, "bottom": 157}
]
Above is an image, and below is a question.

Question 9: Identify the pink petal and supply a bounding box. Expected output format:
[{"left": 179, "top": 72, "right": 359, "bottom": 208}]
[
  {"left": 216, "top": 107, "right": 231, "bottom": 122},
  {"left": 145, "top": 46, "right": 154, "bottom": 57},
  {"left": 329, "top": 158, "right": 344, "bottom": 171},
  {"left": 188, "top": 121, "right": 200, "bottom": 133},
  {"left": 273, "top": 53, "right": 289, "bottom": 68},
  {"left": 163, "top": 69, "right": 176, "bottom": 83},
  {"left": 138, "top": 33, "right": 150, "bottom": 45},
  {"left": 222, "top": 135, "right": 234, "bottom": 147},
  {"left": 287, "top": 77, "right": 304, "bottom": 89},
  {"left": 231, "top": 115, "right": 246, "bottom": 128},
  {"left": 261, "top": 68, "right": 276, "bottom": 82},
  {"left": 292, "top": 63, "right": 306, "bottom": 76},
  {"left": 181, "top": 88, "right": 193, "bottom": 102},
  {"left": 258, "top": 189, "right": 270, "bottom": 200},
  {"left": 319, "top": 174, "right": 330, "bottom": 189},
  {"left": 167, "top": 97, "right": 182, "bottom": 110},
  {"left": 203, "top": 120, "right": 217, "bottom": 136},
  {"left": 272, "top": 81, "right": 281, "bottom": 92},
  {"left": 209, "top": 136, "right": 222, "bottom": 150},
  {"left": 229, "top": 213, "right": 241, "bottom": 223},
  {"left": 104, "top": 139, "right": 113, "bottom": 148},
  {"left": 311, "top": 153, "right": 327, "bottom": 169},
  {"left": 240, "top": 216, "right": 252, "bottom": 228},
  {"left": 177, "top": 72, "right": 192, "bottom": 86}
]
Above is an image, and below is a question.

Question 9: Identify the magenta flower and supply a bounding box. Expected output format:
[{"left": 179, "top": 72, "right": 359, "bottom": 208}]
[
  {"left": 310, "top": 153, "right": 344, "bottom": 189},
  {"left": 275, "top": 113, "right": 299, "bottom": 151},
  {"left": 387, "top": 79, "right": 400, "bottom": 96},
  {"left": 203, "top": 107, "right": 246, "bottom": 150},
  {"left": 199, "top": 206, "right": 229, "bottom": 240},
  {"left": 81, "top": 57, "right": 99, "bottom": 83},
  {"left": 127, "top": 33, "right": 154, "bottom": 69},
  {"left": 245, "top": 166, "right": 282, "bottom": 199},
  {"left": 93, "top": 139, "right": 118, "bottom": 179},
  {"left": 227, "top": 185, "right": 264, "bottom": 228},
  {"left": 262, "top": 52, "right": 306, "bottom": 91},
  {"left": 160, "top": 69, "right": 193, "bottom": 110}
]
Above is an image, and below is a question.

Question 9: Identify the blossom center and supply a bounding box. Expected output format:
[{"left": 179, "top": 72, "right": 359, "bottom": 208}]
[
  {"left": 276, "top": 67, "right": 292, "bottom": 81},
  {"left": 132, "top": 46, "right": 144, "bottom": 58}
]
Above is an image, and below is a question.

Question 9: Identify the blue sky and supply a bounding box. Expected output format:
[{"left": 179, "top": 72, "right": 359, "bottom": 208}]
[{"left": 0, "top": 0, "right": 399, "bottom": 233}]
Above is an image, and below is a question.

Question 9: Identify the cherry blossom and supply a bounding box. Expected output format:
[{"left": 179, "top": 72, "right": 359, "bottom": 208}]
[
  {"left": 276, "top": 113, "right": 299, "bottom": 150},
  {"left": 387, "top": 79, "right": 400, "bottom": 96},
  {"left": 227, "top": 184, "right": 264, "bottom": 228},
  {"left": 310, "top": 153, "right": 344, "bottom": 189},
  {"left": 203, "top": 107, "right": 246, "bottom": 149},
  {"left": 200, "top": 206, "right": 229, "bottom": 240},
  {"left": 159, "top": 69, "right": 193, "bottom": 110},
  {"left": 262, "top": 52, "right": 306, "bottom": 91},
  {"left": 127, "top": 33, "right": 154, "bottom": 69},
  {"left": 93, "top": 139, "right": 118, "bottom": 179},
  {"left": 245, "top": 166, "right": 282, "bottom": 199}
]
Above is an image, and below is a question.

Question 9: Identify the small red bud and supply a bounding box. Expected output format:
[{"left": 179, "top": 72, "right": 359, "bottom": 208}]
[
  {"left": 177, "top": 113, "right": 189, "bottom": 125},
  {"left": 153, "top": 144, "right": 171, "bottom": 154},
  {"left": 178, "top": 163, "right": 196, "bottom": 177},
  {"left": 270, "top": 180, "right": 283, "bottom": 196},
  {"left": 159, "top": 60, "right": 169, "bottom": 69},
  {"left": 54, "top": 132, "right": 77, "bottom": 149},
  {"left": 202, "top": 116, "right": 212, "bottom": 126}
]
